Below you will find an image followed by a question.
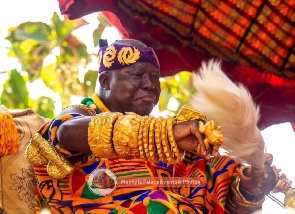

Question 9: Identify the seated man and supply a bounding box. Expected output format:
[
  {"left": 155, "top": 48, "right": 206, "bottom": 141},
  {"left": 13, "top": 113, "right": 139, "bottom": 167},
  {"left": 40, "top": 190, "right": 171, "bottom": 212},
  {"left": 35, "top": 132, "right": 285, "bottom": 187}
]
[{"left": 26, "top": 39, "right": 277, "bottom": 214}]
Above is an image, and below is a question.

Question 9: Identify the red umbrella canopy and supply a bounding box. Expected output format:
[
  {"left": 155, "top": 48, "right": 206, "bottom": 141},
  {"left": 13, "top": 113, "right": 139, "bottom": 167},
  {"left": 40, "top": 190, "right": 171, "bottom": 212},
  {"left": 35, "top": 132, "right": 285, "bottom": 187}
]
[{"left": 58, "top": 0, "right": 295, "bottom": 129}]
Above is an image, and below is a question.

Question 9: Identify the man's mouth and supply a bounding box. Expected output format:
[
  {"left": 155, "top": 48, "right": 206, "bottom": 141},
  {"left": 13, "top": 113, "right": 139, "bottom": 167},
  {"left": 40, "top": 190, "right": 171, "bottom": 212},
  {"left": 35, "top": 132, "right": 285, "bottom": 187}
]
[{"left": 137, "top": 95, "right": 156, "bottom": 103}]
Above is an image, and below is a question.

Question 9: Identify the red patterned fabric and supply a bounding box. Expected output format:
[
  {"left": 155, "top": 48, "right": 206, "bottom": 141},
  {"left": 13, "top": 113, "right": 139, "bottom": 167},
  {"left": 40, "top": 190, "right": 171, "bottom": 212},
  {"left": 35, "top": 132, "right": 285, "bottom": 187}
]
[{"left": 57, "top": 0, "right": 295, "bottom": 129}]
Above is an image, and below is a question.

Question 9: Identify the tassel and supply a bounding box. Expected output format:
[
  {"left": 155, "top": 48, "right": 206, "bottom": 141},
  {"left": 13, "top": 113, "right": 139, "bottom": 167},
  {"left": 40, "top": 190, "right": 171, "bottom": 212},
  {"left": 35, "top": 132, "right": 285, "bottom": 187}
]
[{"left": 0, "top": 113, "right": 20, "bottom": 156}]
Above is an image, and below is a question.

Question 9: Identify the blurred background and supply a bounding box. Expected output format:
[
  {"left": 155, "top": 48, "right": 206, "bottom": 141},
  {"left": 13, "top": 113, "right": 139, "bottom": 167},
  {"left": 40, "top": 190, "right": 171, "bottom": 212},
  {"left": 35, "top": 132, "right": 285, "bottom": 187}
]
[{"left": 0, "top": 1, "right": 294, "bottom": 213}]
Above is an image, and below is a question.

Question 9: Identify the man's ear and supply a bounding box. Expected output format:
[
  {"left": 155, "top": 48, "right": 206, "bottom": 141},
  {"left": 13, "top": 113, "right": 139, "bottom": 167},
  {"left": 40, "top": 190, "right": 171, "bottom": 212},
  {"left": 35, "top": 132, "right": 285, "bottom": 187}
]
[{"left": 98, "top": 72, "right": 111, "bottom": 90}]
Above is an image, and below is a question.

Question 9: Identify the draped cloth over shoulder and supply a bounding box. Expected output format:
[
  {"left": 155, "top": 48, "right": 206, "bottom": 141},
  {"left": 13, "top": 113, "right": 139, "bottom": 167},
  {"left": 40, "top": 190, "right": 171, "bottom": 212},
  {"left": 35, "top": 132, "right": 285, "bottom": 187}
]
[{"left": 0, "top": 105, "right": 50, "bottom": 214}]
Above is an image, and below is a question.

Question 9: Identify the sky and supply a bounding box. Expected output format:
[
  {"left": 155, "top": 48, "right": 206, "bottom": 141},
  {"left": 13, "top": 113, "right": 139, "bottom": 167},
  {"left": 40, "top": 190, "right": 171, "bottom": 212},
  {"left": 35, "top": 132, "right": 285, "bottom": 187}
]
[{"left": 0, "top": 1, "right": 295, "bottom": 213}]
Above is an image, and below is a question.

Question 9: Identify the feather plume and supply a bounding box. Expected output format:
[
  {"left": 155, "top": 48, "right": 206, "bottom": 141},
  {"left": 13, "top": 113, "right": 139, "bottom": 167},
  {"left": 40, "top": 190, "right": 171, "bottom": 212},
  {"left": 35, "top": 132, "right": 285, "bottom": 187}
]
[{"left": 189, "top": 60, "right": 265, "bottom": 167}]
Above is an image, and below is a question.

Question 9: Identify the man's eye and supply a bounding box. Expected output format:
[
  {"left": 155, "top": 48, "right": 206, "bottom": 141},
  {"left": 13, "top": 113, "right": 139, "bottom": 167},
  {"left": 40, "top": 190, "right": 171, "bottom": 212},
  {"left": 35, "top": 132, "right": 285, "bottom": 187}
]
[
  {"left": 134, "top": 73, "right": 143, "bottom": 77},
  {"left": 152, "top": 75, "right": 160, "bottom": 79}
]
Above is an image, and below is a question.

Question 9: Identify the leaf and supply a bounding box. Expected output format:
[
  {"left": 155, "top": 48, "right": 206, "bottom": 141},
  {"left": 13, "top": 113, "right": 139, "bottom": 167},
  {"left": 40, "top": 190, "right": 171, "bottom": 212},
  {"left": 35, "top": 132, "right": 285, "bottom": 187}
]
[
  {"left": 93, "top": 13, "right": 111, "bottom": 46},
  {"left": 0, "top": 70, "right": 29, "bottom": 109},
  {"left": 35, "top": 96, "right": 56, "bottom": 118},
  {"left": 84, "top": 70, "right": 98, "bottom": 97},
  {"left": 13, "top": 22, "right": 51, "bottom": 43},
  {"left": 40, "top": 63, "right": 63, "bottom": 93},
  {"left": 76, "top": 45, "right": 88, "bottom": 59},
  {"left": 52, "top": 12, "right": 74, "bottom": 41}
]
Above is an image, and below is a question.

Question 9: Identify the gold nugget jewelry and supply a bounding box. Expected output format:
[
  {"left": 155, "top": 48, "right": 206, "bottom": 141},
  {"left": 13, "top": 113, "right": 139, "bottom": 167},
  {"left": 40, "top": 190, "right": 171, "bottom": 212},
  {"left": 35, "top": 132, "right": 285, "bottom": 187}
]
[
  {"left": 154, "top": 117, "right": 165, "bottom": 162},
  {"left": 88, "top": 112, "right": 123, "bottom": 158},
  {"left": 239, "top": 165, "right": 252, "bottom": 183},
  {"left": 198, "top": 120, "right": 224, "bottom": 150},
  {"left": 167, "top": 117, "right": 182, "bottom": 162},
  {"left": 113, "top": 113, "right": 142, "bottom": 159}
]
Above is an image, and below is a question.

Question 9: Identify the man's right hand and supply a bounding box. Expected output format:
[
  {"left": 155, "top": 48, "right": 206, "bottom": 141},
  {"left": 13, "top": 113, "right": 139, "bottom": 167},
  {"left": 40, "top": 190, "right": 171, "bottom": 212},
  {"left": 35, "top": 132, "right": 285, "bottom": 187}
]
[{"left": 173, "top": 120, "right": 220, "bottom": 159}]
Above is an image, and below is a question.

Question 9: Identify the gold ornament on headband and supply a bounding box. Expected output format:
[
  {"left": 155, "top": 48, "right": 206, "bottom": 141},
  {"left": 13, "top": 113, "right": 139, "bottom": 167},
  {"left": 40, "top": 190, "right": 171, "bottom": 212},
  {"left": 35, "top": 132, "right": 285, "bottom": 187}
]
[
  {"left": 118, "top": 47, "right": 140, "bottom": 65},
  {"left": 103, "top": 45, "right": 117, "bottom": 68}
]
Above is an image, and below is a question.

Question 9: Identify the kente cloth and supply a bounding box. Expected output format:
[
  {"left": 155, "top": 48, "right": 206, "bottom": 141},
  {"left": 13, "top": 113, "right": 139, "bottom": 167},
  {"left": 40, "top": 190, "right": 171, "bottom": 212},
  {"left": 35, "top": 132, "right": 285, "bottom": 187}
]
[
  {"left": 0, "top": 105, "right": 50, "bottom": 214},
  {"left": 33, "top": 104, "right": 239, "bottom": 214},
  {"left": 57, "top": 0, "right": 295, "bottom": 129}
]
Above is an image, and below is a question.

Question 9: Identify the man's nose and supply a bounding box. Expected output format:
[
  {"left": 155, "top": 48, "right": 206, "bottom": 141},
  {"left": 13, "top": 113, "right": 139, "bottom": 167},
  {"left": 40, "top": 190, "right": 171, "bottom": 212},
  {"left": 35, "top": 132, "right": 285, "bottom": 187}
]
[{"left": 142, "top": 76, "right": 155, "bottom": 90}]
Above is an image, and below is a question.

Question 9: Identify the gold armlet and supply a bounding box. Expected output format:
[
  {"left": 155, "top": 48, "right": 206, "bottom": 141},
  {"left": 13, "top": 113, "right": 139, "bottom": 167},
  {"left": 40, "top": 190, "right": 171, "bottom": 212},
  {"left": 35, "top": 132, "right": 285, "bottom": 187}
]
[
  {"left": 239, "top": 165, "right": 253, "bottom": 183},
  {"left": 88, "top": 112, "right": 123, "bottom": 158},
  {"left": 25, "top": 133, "right": 74, "bottom": 179},
  {"left": 113, "top": 112, "right": 142, "bottom": 159}
]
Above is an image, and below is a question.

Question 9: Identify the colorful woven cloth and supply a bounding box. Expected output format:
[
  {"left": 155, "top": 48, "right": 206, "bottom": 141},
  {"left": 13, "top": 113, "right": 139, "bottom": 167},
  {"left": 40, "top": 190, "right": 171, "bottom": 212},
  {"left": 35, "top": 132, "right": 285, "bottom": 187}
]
[
  {"left": 32, "top": 104, "right": 239, "bottom": 214},
  {"left": 34, "top": 152, "right": 238, "bottom": 213},
  {"left": 57, "top": 0, "right": 295, "bottom": 129}
]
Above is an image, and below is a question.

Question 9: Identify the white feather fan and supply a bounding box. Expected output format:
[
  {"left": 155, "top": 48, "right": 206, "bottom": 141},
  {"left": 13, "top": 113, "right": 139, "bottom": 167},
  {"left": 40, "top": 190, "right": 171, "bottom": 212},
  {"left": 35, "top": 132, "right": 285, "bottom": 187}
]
[{"left": 190, "top": 60, "right": 265, "bottom": 168}]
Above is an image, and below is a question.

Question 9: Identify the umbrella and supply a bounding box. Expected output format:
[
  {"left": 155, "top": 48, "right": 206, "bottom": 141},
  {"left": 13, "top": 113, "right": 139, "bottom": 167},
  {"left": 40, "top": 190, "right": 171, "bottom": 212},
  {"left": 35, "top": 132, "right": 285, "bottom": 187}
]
[{"left": 57, "top": 0, "right": 295, "bottom": 129}]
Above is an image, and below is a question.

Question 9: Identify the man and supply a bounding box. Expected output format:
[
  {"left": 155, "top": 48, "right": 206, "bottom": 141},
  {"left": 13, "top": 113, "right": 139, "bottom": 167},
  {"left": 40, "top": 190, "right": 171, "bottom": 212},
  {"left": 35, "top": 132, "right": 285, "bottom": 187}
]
[{"left": 27, "top": 39, "right": 277, "bottom": 214}]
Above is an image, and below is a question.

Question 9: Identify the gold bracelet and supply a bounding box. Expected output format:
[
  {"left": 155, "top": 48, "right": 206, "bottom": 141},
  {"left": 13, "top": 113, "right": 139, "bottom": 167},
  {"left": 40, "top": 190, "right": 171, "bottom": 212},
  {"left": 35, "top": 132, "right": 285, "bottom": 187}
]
[
  {"left": 137, "top": 116, "right": 146, "bottom": 159},
  {"left": 113, "top": 113, "right": 142, "bottom": 159},
  {"left": 239, "top": 165, "right": 253, "bottom": 183},
  {"left": 142, "top": 116, "right": 152, "bottom": 161},
  {"left": 233, "top": 177, "right": 265, "bottom": 206},
  {"left": 167, "top": 117, "right": 181, "bottom": 162},
  {"left": 161, "top": 118, "right": 173, "bottom": 163},
  {"left": 196, "top": 144, "right": 202, "bottom": 156},
  {"left": 175, "top": 105, "right": 207, "bottom": 124},
  {"left": 148, "top": 118, "right": 158, "bottom": 162},
  {"left": 88, "top": 112, "right": 122, "bottom": 158},
  {"left": 154, "top": 118, "right": 165, "bottom": 162}
]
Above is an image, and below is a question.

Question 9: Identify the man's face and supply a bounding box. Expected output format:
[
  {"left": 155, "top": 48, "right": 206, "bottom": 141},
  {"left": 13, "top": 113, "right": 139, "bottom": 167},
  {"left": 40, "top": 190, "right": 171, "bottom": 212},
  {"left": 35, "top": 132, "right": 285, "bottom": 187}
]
[{"left": 107, "top": 62, "right": 161, "bottom": 116}]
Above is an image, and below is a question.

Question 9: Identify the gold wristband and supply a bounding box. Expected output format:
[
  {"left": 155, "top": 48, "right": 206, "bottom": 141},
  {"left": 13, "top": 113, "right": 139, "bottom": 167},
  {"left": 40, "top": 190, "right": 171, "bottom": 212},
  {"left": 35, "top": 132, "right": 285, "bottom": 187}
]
[
  {"left": 167, "top": 117, "right": 182, "bottom": 162},
  {"left": 154, "top": 118, "right": 165, "bottom": 162},
  {"left": 137, "top": 116, "right": 146, "bottom": 159},
  {"left": 175, "top": 105, "right": 207, "bottom": 124},
  {"left": 161, "top": 118, "right": 174, "bottom": 163},
  {"left": 142, "top": 116, "right": 152, "bottom": 161},
  {"left": 113, "top": 113, "right": 142, "bottom": 159},
  {"left": 88, "top": 112, "right": 123, "bottom": 158},
  {"left": 148, "top": 118, "right": 158, "bottom": 162}
]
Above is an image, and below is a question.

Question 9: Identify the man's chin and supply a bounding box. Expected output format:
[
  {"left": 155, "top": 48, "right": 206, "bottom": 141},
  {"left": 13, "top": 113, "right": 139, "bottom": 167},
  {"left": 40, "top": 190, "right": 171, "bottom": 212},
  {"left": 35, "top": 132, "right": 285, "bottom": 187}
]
[{"left": 132, "top": 106, "right": 154, "bottom": 116}]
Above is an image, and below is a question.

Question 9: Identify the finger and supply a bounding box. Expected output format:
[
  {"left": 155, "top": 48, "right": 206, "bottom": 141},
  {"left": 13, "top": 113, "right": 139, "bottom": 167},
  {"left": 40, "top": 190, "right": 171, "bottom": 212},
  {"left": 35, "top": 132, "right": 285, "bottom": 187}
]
[
  {"left": 191, "top": 125, "right": 206, "bottom": 155},
  {"left": 264, "top": 173, "right": 269, "bottom": 179}
]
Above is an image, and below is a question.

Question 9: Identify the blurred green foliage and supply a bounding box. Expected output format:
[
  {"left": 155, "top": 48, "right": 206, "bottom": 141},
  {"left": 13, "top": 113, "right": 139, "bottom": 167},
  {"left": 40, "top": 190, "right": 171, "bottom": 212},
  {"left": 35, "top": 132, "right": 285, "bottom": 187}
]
[{"left": 0, "top": 12, "right": 194, "bottom": 119}]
